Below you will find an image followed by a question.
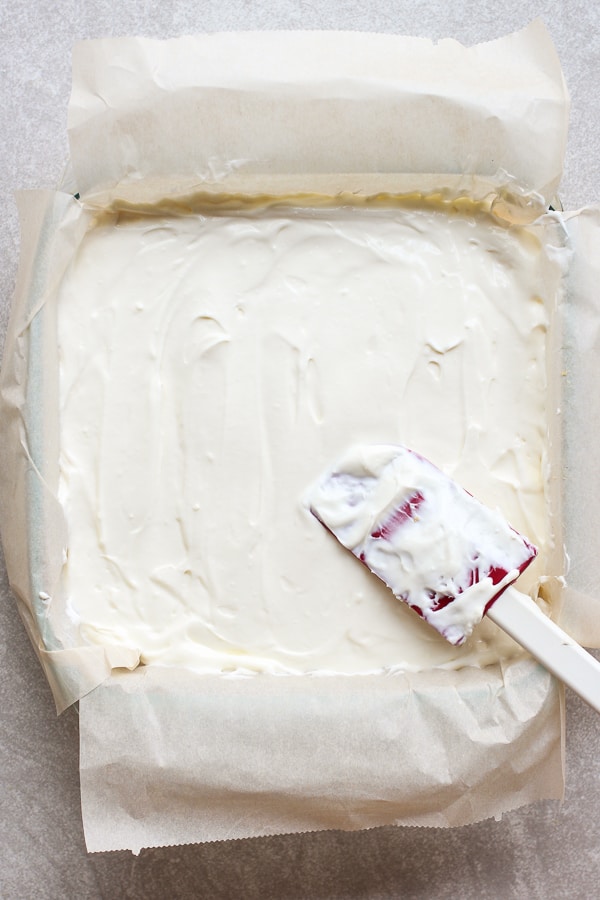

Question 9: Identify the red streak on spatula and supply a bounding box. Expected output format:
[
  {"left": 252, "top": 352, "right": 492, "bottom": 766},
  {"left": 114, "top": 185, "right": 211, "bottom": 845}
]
[{"left": 308, "top": 444, "right": 600, "bottom": 713}]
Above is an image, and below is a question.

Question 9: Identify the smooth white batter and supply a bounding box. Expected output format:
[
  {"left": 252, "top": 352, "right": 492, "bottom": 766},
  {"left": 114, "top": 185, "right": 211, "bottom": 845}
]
[{"left": 57, "top": 199, "right": 552, "bottom": 674}]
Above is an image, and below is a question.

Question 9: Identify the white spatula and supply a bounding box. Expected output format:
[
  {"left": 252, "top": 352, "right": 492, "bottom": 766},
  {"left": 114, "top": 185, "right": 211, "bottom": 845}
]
[{"left": 308, "top": 443, "right": 600, "bottom": 713}]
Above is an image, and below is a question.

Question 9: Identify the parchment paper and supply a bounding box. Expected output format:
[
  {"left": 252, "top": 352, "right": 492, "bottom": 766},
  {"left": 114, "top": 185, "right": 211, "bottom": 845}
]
[
  {"left": 67, "top": 21, "right": 567, "bottom": 213},
  {"left": 80, "top": 662, "right": 562, "bottom": 854},
  {"left": 0, "top": 191, "right": 140, "bottom": 714},
  {"left": 2, "top": 23, "right": 595, "bottom": 853}
]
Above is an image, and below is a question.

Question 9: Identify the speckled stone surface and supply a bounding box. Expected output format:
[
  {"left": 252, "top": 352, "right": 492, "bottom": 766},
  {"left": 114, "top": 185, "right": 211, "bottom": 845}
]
[{"left": 1, "top": 3, "right": 600, "bottom": 898}]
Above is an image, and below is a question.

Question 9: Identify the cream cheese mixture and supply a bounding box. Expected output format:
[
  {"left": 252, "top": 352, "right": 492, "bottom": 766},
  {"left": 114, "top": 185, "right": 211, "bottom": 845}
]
[{"left": 57, "top": 199, "right": 553, "bottom": 674}]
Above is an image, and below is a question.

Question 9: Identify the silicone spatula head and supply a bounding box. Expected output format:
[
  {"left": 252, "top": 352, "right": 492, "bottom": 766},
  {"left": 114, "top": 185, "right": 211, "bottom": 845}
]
[{"left": 307, "top": 444, "right": 537, "bottom": 645}]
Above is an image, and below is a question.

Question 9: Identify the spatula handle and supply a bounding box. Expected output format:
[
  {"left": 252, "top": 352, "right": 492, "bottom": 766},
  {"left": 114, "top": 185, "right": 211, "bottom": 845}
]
[{"left": 488, "top": 588, "right": 600, "bottom": 713}]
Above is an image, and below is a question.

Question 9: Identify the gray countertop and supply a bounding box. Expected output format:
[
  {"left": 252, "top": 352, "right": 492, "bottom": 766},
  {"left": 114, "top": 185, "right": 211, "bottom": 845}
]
[{"left": 1, "top": 3, "right": 600, "bottom": 898}]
